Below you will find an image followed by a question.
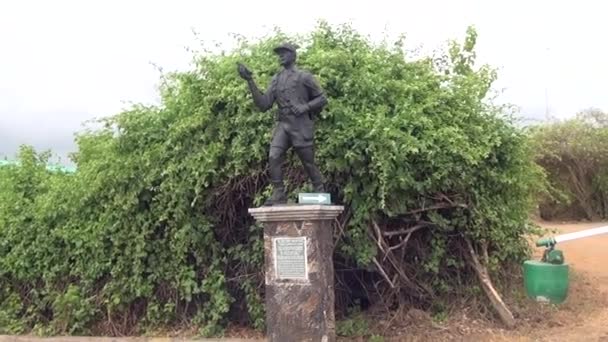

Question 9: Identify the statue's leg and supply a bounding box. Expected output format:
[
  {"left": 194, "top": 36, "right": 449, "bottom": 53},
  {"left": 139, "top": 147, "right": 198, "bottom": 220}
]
[
  {"left": 266, "top": 125, "right": 289, "bottom": 206},
  {"left": 269, "top": 146, "right": 286, "bottom": 187},
  {"left": 295, "top": 146, "right": 324, "bottom": 192}
]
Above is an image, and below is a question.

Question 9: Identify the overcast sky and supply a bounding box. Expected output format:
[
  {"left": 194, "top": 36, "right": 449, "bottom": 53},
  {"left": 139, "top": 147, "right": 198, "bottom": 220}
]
[{"left": 1, "top": 0, "right": 606, "bottom": 163}]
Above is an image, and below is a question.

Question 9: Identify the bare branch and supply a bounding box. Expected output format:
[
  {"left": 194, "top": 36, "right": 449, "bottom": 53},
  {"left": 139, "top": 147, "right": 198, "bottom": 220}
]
[
  {"left": 373, "top": 258, "right": 395, "bottom": 288},
  {"left": 371, "top": 219, "right": 386, "bottom": 254},
  {"left": 388, "top": 225, "right": 423, "bottom": 252},
  {"left": 481, "top": 240, "right": 489, "bottom": 265},
  {"left": 384, "top": 223, "right": 430, "bottom": 237},
  {"left": 464, "top": 236, "right": 516, "bottom": 328},
  {"left": 404, "top": 203, "right": 468, "bottom": 215}
]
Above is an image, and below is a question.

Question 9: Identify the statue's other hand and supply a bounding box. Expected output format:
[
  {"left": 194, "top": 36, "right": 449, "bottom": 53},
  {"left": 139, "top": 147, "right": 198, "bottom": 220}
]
[
  {"left": 292, "top": 103, "right": 310, "bottom": 116},
  {"left": 237, "top": 63, "right": 253, "bottom": 80}
]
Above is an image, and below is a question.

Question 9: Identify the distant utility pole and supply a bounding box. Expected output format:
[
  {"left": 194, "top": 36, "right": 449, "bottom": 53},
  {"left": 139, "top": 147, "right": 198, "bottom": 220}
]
[
  {"left": 545, "top": 87, "right": 549, "bottom": 118},
  {"left": 544, "top": 47, "right": 551, "bottom": 120}
]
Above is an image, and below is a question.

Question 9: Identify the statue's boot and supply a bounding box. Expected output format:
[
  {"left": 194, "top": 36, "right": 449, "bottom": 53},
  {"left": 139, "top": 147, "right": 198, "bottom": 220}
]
[
  {"left": 313, "top": 182, "right": 325, "bottom": 193},
  {"left": 264, "top": 183, "right": 288, "bottom": 206},
  {"left": 265, "top": 146, "right": 288, "bottom": 206}
]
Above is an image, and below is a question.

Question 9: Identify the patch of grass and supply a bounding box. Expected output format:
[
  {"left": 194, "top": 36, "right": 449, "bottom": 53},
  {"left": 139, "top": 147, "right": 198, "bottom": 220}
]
[
  {"left": 432, "top": 310, "right": 449, "bottom": 324},
  {"left": 368, "top": 334, "right": 385, "bottom": 342},
  {"left": 336, "top": 312, "right": 369, "bottom": 337}
]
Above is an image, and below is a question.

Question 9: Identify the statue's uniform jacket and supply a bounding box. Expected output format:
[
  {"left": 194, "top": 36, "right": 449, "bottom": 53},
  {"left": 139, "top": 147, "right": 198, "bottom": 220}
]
[{"left": 254, "top": 67, "right": 327, "bottom": 148}]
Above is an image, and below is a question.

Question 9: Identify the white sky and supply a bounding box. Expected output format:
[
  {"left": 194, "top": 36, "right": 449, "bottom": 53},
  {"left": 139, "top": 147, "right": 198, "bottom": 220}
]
[{"left": 1, "top": 0, "right": 607, "bottom": 161}]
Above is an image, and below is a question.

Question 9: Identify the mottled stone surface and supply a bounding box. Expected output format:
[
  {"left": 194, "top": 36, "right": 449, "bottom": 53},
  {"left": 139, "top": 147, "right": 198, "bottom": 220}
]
[{"left": 248, "top": 205, "right": 343, "bottom": 342}]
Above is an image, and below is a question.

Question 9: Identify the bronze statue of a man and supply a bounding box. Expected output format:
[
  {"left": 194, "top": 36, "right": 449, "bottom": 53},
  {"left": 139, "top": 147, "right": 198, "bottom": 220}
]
[{"left": 238, "top": 43, "right": 327, "bottom": 206}]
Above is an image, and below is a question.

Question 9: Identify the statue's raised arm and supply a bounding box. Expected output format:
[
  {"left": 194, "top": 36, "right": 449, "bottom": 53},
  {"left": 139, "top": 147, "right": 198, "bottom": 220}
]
[{"left": 237, "top": 62, "right": 275, "bottom": 112}]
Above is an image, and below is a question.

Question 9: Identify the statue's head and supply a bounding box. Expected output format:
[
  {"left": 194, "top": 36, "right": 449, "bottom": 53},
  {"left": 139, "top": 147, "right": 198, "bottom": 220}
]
[{"left": 274, "top": 43, "right": 298, "bottom": 67}]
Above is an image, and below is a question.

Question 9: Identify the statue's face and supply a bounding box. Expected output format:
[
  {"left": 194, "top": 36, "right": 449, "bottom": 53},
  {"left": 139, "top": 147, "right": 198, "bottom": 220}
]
[{"left": 277, "top": 49, "right": 296, "bottom": 66}]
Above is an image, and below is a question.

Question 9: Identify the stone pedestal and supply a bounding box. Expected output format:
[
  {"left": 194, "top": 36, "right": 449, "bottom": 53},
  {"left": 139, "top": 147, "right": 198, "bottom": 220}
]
[{"left": 248, "top": 205, "right": 344, "bottom": 342}]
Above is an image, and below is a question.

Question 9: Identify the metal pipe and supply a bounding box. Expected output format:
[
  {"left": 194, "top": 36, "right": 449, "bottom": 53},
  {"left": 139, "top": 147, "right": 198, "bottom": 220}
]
[
  {"left": 554, "top": 225, "right": 608, "bottom": 244},
  {"left": 536, "top": 225, "right": 608, "bottom": 247}
]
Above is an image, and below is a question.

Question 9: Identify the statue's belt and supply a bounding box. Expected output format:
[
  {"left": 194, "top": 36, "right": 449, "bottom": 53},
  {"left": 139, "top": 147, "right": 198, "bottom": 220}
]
[{"left": 277, "top": 107, "right": 296, "bottom": 116}]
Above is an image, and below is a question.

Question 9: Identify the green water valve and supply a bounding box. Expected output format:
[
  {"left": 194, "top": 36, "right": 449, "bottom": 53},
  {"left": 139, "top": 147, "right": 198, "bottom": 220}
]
[
  {"left": 536, "top": 237, "right": 557, "bottom": 248},
  {"left": 543, "top": 249, "right": 565, "bottom": 265},
  {"left": 524, "top": 237, "right": 568, "bottom": 304}
]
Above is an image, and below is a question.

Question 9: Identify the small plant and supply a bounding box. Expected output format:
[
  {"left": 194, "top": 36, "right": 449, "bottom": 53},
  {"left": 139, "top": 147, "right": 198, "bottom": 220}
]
[
  {"left": 0, "top": 290, "right": 25, "bottom": 334},
  {"left": 369, "top": 335, "right": 385, "bottom": 342},
  {"left": 336, "top": 313, "right": 369, "bottom": 337},
  {"left": 432, "top": 310, "right": 449, "bottom": 324},
  {"left": 50, "top": 285, "right": 97, "bottom": 334},
  {"left": 337, "top": 304, "right": 371, "bottom": 337}
]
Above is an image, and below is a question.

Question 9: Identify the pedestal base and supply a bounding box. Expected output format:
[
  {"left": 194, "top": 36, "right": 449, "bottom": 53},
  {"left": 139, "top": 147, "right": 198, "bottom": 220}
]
[{"left": 249, "top": 205, "right": 344, "bottom": 342}]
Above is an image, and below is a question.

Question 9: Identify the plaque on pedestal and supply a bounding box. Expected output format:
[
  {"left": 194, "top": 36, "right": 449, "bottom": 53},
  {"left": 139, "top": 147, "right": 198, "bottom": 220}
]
[{"left": 274, "top": 237, "right": 308, "bottom": 280}]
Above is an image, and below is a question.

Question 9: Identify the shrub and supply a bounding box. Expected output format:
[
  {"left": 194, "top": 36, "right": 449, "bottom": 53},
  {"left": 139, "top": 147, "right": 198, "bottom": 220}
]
[
  {"left": 531, "top": 109, "right": 608, "bottom": 220},
  {"left": 0, "top": 23, "right": 542, "bottom": 334}
]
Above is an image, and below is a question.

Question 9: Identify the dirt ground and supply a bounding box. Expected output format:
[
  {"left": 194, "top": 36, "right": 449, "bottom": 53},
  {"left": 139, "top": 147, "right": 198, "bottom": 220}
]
[
  {"left": 513, "top": 220, "right": 608, "bottom": 342},
  {"left": 400, "top": 220, "right": 608, "bottom": 342},
  {"left": 536, "top": 223, "right": 608, "bottom": 341}
]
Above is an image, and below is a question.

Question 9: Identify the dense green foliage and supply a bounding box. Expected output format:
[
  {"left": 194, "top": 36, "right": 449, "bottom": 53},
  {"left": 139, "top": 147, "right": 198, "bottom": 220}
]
[
  {"left": 0, "top": 23, "right": 542, "bottom": 335},
  {"left": 532, "top": 109, "right": 608, "bottom": 220}
]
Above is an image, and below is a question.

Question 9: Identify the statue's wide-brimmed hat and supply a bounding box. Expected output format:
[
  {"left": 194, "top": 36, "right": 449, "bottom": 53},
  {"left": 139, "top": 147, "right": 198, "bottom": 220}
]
[{"left": 273, "top": 42, "right": 299, "bottom": 54}]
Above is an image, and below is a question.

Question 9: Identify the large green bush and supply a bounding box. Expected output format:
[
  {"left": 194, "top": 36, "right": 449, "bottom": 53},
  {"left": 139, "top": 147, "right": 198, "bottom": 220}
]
[{"left": 0, "top": 23, "right": 542, "bottom": 335}]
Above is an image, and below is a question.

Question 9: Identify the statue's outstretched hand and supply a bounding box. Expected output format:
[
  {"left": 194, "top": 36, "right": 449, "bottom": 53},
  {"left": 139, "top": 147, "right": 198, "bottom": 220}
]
[{"left": 237, "top": 63, "right": 253, "bottom": 81}]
